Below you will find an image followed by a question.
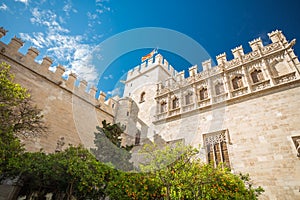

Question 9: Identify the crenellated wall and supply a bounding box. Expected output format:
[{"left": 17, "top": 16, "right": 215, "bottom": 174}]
[
  {"left": 126, "top": 53, "right": 178, "bottom": 82},
  {"left": 0, "top": 27, "right": 114, "bottom": 152}
]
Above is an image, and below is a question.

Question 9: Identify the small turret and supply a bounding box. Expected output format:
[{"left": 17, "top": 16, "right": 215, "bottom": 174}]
[
  {"left": 0, "top": 27, "right": 8, "bottom": 39},
  {"left": 216, "top": 53, "right": 227, "bottom": 65},
  {"left": 231, "top": 45, "right": 244, "bottom": 59},
  {"left": 202, "top": 59, "right": 212, "bottom": 71},
  {"left": 8, "top": 36, "right": 24, "bottom": 52},
  {"left": 249, "top": 38, "right": 263, "bottom": 51},
  {"left": 25, "top": 47, "right": 39, "bottom": 61}
]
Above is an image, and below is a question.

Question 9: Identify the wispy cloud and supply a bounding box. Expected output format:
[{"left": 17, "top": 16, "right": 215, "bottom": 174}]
[
  {"left": 104, "top": 74, "right": 113, "bottom": 80},
  {"left": 20, "top": 7, "right": 99, "bottom": 84},
  {"left": 63, "top": 0, "right": 77, "bottom": 16},
  {"left": 15, "top": 0, "right": 29, "bottom": 6},
  {"left": 0, "top": 3, "right": 8, "bottom": 11},
  {"left": 107, "top": 87, "right": 122, "bottom": 97}
]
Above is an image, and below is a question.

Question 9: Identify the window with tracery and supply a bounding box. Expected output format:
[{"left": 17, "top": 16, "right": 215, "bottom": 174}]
[
  {"left": 215, "top": 82, "right": 224, "bottom": 95},
  {"left": 160, "top": 101, "right": 167, "bottom": 113},
  {"left": 251, "top": 69, "right": 264, "bottom": 83},
  {"left": 199, "top": 88, "right": 208, "bottom": 100},
  {"left": 140, "top": 92, "right": 145, "bottom": 103},
  {"left": 232, "top": 76, "right": 243, "bottom": 90},
  {"left": 204, "top": 130, "right": 230, "bottom": 168},
  {"left": 172, "top": 97, "right": 179, "bottom": 109}
]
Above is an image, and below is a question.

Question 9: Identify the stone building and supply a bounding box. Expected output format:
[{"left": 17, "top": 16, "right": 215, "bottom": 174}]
[
  {"left": 117, "top": 30, "right": 300, "bottom": 199},
  {"left": 0, "top": 27, "right": 300, "bottom": 199}
]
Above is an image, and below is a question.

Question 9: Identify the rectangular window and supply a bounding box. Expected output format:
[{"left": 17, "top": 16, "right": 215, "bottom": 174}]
[{"left": 203, "top": 130, "right": 231, "bottom": 168}]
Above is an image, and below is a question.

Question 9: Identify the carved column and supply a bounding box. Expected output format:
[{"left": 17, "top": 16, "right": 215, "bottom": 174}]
[
  {"left": 261, "top": 59, "right": 275, "bottom": 86},
  {"left": 192, "top": 83, "right": 197, "bottom": 109},
  {"left": 241, "top": 65, "right": 252, "bottom": 92},
  {"left": 223, "top": 73, "right": 232, "bottom": 98}
]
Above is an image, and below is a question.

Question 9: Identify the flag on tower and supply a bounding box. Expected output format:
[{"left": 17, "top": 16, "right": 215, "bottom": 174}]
[{"left": 141, "top": 48, "right": 157, "bottom": 62}]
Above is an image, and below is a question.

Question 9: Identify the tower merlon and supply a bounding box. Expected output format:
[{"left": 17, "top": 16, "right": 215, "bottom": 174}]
[
  {"left": 54, "top": 64, "right": 66, "bottom": 78},
  {"left": 25, "top": 47, "right": 40, "bottom": 61},
  {"left": 163, "top": 59, "right": 169, "bottom": 68},
  {"left": 189, "top": 65, "right": 198, "bottom": 77},
  {"left": 66, "top": 72, "right": 77, "bottom": 90},
  {"left": 41, "top": 56, "right": 53, "bottom": 70},
  {"left": 98, "top": 91, "right": 106, "bottom": 104},
  {"left": 8, "top": 36, "right": 24, "bottom": 52},
  {"left": 176, "top": 70, "right": 185, "bottom": 81},
  {"left": 0, "top": 27, "right": 8, "bottom": 39},
  {"left": 155, "top": 54, "right": 163, "bottom": 64},
  {"left": 79, "top": 79, "right": 88, "bottom": 92},
  {"left": 249, "top": 37, "right": 263, "bottom": 51},
  {"left": 89, "top": 85, "right": 97, "bottom": 97},
  {"left": 231, "top": 45, "right": 244, "bottom": 58},
  {"left": 268, "top": 30, "right": 288, "bottom": 44},
  {"left": 216, "top": 53, "right": 227, "bottom": 65},
  {"left": 202, "top": 59, "right": 212, "bottom": 71}
]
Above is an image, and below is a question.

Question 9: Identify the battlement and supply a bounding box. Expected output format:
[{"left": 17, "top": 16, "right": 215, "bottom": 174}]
[
  {"left": 0, "top": 27, "right": 111, "bottom": 113},
  {"left": 126, "top": 53, "right": 179, "bottom": 81},
  {"left": 158, "top": 30, "right": 299, "bottom": 88}
]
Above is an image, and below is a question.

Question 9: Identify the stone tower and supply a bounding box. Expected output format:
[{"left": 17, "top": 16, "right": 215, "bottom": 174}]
[{"left": 115, "top": 54, "right": 178, "bottom": 145}]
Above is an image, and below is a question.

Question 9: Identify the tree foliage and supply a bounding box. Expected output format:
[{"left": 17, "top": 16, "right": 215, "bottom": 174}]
[
  {"left": 91, "top": 120, "right": 134, "bottom": 171},
  {"left": 139, "top": 142, "right": 264, "bottom": 200},
  {"left": 0, "top": 62, "right": 46, "bottom": 175},
  {"left": 7, "top": 145, "right": 113, "bottom": 200}
]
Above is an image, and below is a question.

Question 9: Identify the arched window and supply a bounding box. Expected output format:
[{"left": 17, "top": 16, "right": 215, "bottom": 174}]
[
  {"left": 185, "top": 92, "right": 193, "bottom": 105},
  {"left": 199, "top": 88, "right": 208, "bottom": 100},
  {"left": 232, "top": 76, "right": 243, "bottom": 90},
  {"left": 135, "top": 131, "right": 141, "bottom": 145},
  {"left": 160, "top": 101, "right": 167, "bottom": 113},
  {"left": 215, "top": 82, "right": 224, "bottom": 95},
  {"left": 140, "top": 92, "right": 145, "bottom": 103},
  {"left": 172, "top": 97, "right": 179, "bottom": 109},
  {"left": 251, "top": 69, "right": 264, "bottom": 83}
]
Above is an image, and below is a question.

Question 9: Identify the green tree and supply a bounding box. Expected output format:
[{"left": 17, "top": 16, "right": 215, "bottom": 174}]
[
  {"left": 91, "top": 120, "right": 134, "bottom": 171},
  {"left": 7, "top": 145, "right": 113, "bottom": 200},
  {"left": 139, "top": 142, "right": 264, "bottom": 200},
  {"left": 0, "top": 62, "right": 46, "bottom": 175}
]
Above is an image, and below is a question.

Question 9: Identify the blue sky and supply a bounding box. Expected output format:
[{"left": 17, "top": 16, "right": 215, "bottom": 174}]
[{"left": 1, "top": 0, "right": 300, "bottom": 98}]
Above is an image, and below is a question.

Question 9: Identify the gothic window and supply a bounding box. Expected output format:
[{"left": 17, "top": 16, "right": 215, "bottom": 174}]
[
  {"left": 215, "top": 82, "right": 224, "bottom": 95},
  {"left": 185, "top": 92, "right": 193, "bottom": 105},
  {"left": 291, "top": 136, "right": 300, "bottom": 157},
  {"left": 232, "top": 76, "right": 243, "bottom": 90},
  {"left": 172, "top": 97, "right": 179, "bottom": 109},
  {"left": 251, "top": 69, "right": 264, "bottom": 83},
  {"left": 160, "top": 101, "right": 167, "bottom": 113},
  {"left": 199, "top": 88, "right": 208, "bottom": 100},
  {"left": 204, "top": 130, "right": 230, "bottom": 168},
  {"left": 135, "top": 131, "right": 141, "bottom": 145},
  {"left": 140, "top": 92, "right": 145, "bottom": 103}
]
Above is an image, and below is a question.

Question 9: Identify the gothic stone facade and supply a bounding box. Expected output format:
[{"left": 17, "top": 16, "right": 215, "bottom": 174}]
[
  {"left": 117, "top": 30, "right": 300, "bottom": 199},
  {"left": 0, "top": 27, "right": 300, "bottom": 199}
]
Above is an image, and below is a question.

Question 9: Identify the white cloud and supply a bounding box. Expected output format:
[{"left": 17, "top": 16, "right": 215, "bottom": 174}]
[
  {"left": 63, "top": 0, "right": 77, "bottom": 16},
  {"left": 19, "top": 7, "right": 101, "bottom": 84},
  {"left": 0, "top": 3, "right": 8, "bottom": 11},
  {"left": 103, "top": 74, "right": 113, "bottom": 80},
  {"left": 107, "top": 87, "right": 121, "bottom": 97},
  {"left": 15, "top": 0, "right": 29, "bottom": 5},
  {"left": 30, "top": 8, "right": 69, "bottom": 33}
]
